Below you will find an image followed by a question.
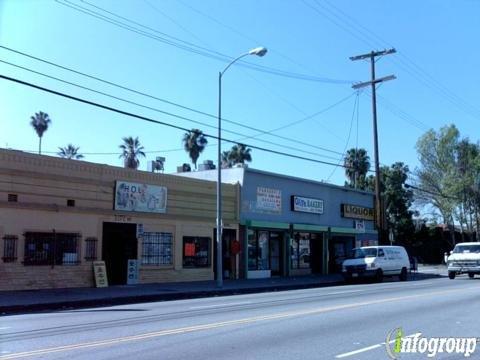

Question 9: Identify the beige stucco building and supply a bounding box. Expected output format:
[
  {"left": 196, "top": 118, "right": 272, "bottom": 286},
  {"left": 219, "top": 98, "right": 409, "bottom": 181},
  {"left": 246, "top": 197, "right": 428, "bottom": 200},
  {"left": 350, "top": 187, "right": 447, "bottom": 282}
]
[{"left": 0, "top": 149, "right": 239, "bottom": 291}]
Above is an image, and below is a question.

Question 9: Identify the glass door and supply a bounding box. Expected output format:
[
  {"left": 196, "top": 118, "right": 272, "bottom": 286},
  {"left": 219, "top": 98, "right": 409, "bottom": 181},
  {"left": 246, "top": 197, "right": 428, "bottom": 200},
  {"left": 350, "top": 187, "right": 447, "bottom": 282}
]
[{"left": 269, "top": 232, "right": 282, "bottom": 276}]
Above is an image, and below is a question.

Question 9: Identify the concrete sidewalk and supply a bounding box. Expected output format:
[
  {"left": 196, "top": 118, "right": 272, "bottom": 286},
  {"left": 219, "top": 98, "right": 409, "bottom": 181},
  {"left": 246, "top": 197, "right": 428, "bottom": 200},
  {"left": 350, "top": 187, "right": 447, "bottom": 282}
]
[{"left": 0, "top": 267, "right": 444, "bottom": 315}]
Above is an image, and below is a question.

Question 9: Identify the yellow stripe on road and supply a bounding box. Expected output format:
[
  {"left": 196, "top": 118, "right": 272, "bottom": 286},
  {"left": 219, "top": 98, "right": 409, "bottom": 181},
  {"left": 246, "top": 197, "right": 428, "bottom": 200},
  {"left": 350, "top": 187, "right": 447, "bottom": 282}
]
[{"left": 1, "top": 286, "right": 478, "bottom": 359}]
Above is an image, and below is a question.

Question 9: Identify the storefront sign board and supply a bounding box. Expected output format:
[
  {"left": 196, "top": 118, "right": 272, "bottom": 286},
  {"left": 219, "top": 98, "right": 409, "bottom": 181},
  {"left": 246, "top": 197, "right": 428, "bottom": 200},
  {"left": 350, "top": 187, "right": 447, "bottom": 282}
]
[{"left": 115, "top": 181, "right": 167, "bottom": 213}]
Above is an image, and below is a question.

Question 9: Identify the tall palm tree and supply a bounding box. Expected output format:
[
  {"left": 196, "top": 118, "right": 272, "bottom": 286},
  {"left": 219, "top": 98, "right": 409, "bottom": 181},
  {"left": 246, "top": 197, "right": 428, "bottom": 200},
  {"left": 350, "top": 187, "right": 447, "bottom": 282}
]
[
  {"left": 119, "top": 136, "right": 145, "bottom": 169},
  {"left": 344, "top": 148, "right": 370, "bottom": 189},
  {"left": 30, "top": 111, "right": 52, "bottom": 154},
  {"left": 182, "top": 129, "right": 207, "bottom": 169},
  {"left": 58, "top": 144, "right": 84, "bottom": 160},
  {"left": 228, "top": 144, "right": 252, "bottom": 166}
]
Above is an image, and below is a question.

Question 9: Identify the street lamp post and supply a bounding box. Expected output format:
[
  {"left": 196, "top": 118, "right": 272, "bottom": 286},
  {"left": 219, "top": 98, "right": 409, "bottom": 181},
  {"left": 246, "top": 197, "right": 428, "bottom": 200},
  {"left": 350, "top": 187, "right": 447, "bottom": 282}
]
[{"left": 216, "top": 47, "right": 267, "bottom": 288}]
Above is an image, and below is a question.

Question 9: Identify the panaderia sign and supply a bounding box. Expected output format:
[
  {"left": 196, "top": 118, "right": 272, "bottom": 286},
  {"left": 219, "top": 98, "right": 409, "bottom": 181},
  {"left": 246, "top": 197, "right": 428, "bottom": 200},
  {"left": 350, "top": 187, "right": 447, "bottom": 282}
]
[
  {"left": 341, "top": 204, "right": 375, "bottom": 220},
  {"left": 291, "top": 196, "right": 324, "bottom": 214}
]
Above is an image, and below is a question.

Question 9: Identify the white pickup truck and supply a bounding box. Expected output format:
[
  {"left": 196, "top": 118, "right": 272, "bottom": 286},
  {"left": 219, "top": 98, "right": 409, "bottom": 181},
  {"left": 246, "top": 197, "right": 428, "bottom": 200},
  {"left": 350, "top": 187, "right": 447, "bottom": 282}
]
[{"left": 445, "top": 242, "right": 480, "bottom": 279}]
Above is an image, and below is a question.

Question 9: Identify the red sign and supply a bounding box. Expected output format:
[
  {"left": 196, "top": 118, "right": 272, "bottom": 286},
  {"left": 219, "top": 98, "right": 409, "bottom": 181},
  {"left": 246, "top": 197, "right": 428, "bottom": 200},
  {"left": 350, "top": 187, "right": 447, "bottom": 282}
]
[
  {"left": 231, "top": 240, "right": 241, "bottom": 255},
  {"left": 184, "top": 243, "right": 196, "bottom": 257}
]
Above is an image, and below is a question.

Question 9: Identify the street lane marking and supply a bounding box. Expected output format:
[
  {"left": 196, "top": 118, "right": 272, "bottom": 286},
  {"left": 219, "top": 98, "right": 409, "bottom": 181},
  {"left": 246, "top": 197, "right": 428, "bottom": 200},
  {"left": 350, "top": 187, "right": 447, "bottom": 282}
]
[
  {"left": 189, "top": 301, "right": 252, "bottom": 310},
  {"left": 335, "top": 333, "right": 421, "bottom": 358},
  {"left": 0, "top": 287, "right": 477, "bottom": 359}
]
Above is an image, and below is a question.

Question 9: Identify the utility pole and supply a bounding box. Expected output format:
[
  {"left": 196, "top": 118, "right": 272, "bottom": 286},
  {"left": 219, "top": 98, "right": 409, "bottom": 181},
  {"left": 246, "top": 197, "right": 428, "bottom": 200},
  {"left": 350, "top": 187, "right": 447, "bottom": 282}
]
[{"left": 350, "top": 48, "right": 396, "bottom": 244}]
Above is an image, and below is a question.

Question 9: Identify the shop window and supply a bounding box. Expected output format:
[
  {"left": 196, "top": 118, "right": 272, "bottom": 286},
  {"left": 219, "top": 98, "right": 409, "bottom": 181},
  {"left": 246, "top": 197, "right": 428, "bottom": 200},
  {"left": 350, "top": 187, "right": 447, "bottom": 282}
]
[
  {"left": 248, "top": 230, "right": 270, "bottom": 271},
  {"left": 183, "top": 236, "right": 210, "bottom": 268},
  {"left": 142, "top": 232, "right": 173, "bottom": 265},
  {"left": 84, "top": 237, "right": 98, "bottom": 261},
  {"left": 291, "top": 232, "right": 311, "bottom": 269},
  {"left": 24, "top": 232, "right": 80, "bottom": 266},
  {"left": 2, "top": 235, "right": 18, "bottom": 262}
]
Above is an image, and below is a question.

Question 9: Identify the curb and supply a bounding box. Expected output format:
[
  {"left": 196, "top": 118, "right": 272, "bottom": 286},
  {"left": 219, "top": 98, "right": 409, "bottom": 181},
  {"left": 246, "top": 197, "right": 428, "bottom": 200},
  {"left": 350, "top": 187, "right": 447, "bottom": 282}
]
[{"left": 0, "top": 280, "right": 344, "bottom": 315}]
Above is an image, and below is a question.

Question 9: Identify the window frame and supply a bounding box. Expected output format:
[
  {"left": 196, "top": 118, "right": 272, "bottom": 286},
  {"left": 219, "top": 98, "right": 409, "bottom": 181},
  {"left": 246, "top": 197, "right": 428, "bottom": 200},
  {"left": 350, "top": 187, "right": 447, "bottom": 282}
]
[
  {"left": 182, "top": 236, "right": 211, "bottom": 268},
  {"left": 141, "top": 232, "right": 173, "bottom": 266},
  {"left": 2, "top": 235, "right": 18, "bottom": 263},
  {"left": 23, "top": 231, "right": 80, "bottom": 266}
]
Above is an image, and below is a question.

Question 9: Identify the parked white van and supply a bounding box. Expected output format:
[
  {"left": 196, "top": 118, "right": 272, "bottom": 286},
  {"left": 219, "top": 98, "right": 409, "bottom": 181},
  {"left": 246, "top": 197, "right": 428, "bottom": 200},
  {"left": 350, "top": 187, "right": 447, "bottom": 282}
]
[
  {"left": 342, "top": 246, "right": 410, "bottom": 282},
  {"left": 446, "top": 242, "right": 480, "bottom": 279}
]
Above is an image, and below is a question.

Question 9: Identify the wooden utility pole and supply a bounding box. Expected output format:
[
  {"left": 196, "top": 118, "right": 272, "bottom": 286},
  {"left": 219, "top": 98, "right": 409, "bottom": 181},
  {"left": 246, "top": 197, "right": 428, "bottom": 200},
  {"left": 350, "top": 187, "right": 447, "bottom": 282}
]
[{"left": 350, "top": 49, "right": 396, "bottom": 243}]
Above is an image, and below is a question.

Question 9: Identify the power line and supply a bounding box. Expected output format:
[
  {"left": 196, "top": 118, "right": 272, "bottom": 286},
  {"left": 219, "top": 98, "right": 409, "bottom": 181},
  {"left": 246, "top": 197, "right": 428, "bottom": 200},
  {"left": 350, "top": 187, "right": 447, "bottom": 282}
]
[
  {"left": 0, "top": 45, "right": 352, "bottom": 157},
  {"left": 325, "top": 92, "right": 359, "bottom": 181},
  {"left": 306, "top": 0, "right": 480, "bottom": 122},
  {"left": 56, "top": 0, "right": 354, "bottom": 84},
  {"left": 0, "top": 73, "right": 354, "bottom": 169},
  {"left": 0, "top": 59, "right": 347, "bottom": 161}
]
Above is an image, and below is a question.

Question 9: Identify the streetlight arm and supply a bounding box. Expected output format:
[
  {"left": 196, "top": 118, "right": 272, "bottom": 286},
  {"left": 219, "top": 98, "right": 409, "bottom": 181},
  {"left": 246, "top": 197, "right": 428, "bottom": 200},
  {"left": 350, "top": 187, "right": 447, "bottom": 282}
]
[{"left": 220, "top": 52, "right": 251, "bottom": 77}]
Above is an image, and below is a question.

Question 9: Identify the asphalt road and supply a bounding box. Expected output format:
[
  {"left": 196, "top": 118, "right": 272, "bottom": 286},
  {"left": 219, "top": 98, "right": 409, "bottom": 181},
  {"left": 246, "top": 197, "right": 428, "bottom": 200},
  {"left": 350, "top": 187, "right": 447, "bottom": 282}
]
[{"left": 1, "top": 275, "right": 479, "bottom": 360}]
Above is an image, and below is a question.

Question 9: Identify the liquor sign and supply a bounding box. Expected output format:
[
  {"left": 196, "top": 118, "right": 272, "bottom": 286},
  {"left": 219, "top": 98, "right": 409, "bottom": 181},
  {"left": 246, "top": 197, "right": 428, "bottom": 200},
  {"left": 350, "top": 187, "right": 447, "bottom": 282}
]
[
  {"left": 93, "top": 261, "right": 108, "bottom": 287},
  {"left": 341, "top": 204, "right": 375, "bottom": 221},
  {"left": 291, "top": 196, "right": 324, "bottom": 214},
  {"left": 126, "top": 259, "right": 139, "bottom": 285},
  {"left": 115, "top": 181, "right": 167, "bottom": 213},
  {"left": 256, "top": 187, "right": 282, "bottom": 214}
]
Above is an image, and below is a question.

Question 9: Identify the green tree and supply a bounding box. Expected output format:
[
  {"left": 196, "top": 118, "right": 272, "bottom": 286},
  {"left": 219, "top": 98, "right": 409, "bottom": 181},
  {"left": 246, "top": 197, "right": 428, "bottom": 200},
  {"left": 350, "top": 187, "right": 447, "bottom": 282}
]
[
  {"left": 119, "top": 136, "right": 145, "bottom": 169},
  {"left": 414, "top": 125, "right": 461, "bottom": 244},
  {"left": 30, "top": 111, "right": 52, "bottom": 154},
  {"left": 182, "top": 129, "right": 207, "bottom": 169},
  {"left": 58, "top": 144, "right": 84, "bottom": 160},
  {"left": 344, "top": 148, "right": 370, "bottom": 190},
  {"left": 222, "top": 144, "right": 252, "bottom": 168}
]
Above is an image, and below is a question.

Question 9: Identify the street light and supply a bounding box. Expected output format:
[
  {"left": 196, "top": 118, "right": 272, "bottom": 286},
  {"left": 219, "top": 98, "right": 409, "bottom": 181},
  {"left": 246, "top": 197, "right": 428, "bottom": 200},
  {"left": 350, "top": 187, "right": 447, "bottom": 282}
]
[{"left": 216, "top": 47, "right": 267, "bottom": 287}]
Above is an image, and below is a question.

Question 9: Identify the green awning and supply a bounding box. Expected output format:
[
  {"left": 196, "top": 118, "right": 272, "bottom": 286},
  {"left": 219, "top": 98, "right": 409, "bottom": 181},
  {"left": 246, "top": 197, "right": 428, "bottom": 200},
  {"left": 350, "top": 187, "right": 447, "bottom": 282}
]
[
  {"left": 243, "top": 220, "right": 290, "bottom": 230},
  {"left": 330, "top": 226, "right": 359, "bottom": 234},
  {"left": 293, "top": 224, "right": 328, "bottom": 232}
]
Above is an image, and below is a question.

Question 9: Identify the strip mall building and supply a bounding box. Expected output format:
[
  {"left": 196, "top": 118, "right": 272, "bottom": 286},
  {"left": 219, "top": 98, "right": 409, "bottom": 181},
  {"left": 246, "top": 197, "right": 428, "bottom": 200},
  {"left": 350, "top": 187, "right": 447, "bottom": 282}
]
[
  {"left": 0, "top": 149, "right": 239, "bottom": 290},
  {"left": 0, "top": 149, "right": 377, "bottom": 291},
  {"left": 176, "top": 166, "right": 378, "bottom": 279}
]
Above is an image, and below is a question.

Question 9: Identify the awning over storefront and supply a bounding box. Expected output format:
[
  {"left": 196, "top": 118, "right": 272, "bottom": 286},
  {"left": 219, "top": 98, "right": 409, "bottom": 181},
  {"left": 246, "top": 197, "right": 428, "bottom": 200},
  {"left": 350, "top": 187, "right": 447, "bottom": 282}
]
[
  {"left": 292, "top": 224, "right": 329, "bottom": 232},
  {"left": 242, "top": 220, "right": 290, "bottom": 230},
  {"left": 330, "top": 226, "right": 378, "bottom": 235}
]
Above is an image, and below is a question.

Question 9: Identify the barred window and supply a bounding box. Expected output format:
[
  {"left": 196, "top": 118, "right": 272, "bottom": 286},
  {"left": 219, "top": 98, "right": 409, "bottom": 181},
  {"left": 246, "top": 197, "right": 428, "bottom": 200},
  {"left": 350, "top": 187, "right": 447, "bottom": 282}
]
[
  {"left": 2, "top": 235, "right": 18, "bottom": 262},
  {"left": 24, "top": 232, "right": 80, "bottom": 266},
  {"left": 84, "top": 237, "right": 98, "bottom": 261},
  {"left": 142, "top": 232, "right": 173, "bottom": 265}
]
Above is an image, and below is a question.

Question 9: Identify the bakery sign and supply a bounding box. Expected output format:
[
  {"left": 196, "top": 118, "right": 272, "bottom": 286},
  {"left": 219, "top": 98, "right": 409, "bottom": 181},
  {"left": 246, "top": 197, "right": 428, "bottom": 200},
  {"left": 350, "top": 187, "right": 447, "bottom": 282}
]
[
  {"left": 341, "top": 204, "right": 375, "bottom": 221},
  {"left": 291, "top": 196, "right": 324, "bottom": 214},
  {"left": 115, "top": 181, "right": 167, "bottom": 213}
]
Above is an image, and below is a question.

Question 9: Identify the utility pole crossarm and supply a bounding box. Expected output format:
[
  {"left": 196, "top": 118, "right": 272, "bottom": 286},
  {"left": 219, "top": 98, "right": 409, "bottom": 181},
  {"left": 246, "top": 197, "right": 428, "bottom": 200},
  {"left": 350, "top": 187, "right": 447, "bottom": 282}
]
[
  {"left": 349, "top": 48, "right": 396, "bottom": 61},
  {"left": 352, "top": 75, "right": 396, "bottom": 90}
]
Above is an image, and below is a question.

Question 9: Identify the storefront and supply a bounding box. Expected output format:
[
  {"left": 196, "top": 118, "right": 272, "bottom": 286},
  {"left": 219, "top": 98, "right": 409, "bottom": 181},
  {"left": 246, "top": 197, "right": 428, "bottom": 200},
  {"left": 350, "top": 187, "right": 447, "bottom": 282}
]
[
  {"left": 0, "top": 149, "right": 239, "bottom": 291},
  {"left": 177, "top": 166, "right": 378, "bottom": 278}
]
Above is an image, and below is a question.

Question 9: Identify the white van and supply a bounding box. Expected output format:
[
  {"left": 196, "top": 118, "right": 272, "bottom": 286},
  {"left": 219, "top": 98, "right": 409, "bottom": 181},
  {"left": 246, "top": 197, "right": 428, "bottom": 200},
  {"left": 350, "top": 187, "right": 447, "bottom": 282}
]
[
  {"left": 446, "top": 242, "right": 480, "bottom": 279},
  {"left": 342, "top": 246, "right": 410, "bottom": 282}
]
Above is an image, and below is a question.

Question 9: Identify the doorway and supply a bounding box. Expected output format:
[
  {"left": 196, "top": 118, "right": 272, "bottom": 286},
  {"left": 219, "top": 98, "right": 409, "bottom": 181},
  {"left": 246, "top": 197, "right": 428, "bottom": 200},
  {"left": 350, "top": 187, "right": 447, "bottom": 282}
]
[
  {"left": 213, "top": 228, "right": 237, "bottom": 279},
  {"left": 102, "top": 222, "right": 137, "bottom": 285},
  {"left": 310, "top": 233, "right": 324, "bottom": 274},
  {"left": 269, "top": 231, "right": 283, "bottom": 276}
]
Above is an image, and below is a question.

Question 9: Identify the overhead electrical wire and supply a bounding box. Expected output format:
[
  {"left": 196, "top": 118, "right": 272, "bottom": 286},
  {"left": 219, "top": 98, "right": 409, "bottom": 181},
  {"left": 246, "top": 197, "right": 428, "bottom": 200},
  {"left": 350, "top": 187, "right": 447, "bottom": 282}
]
[
  {"left": 55, "top": 0, "right": 354, "bottom": 84},
  {"left": 0, "top": 74, "right": 354, "bottom": 169},
  {"left": 305, "top": 0, "right": 480, "bottom": 122},
  {"left": 0, "top": 45, "right": 353, "bottom": 157},
  {"left": 0, "top": 59, "right": 347, "bottom": 162},
  {"left": 325, "top": 92, "right": 358, "bottom": 182}
]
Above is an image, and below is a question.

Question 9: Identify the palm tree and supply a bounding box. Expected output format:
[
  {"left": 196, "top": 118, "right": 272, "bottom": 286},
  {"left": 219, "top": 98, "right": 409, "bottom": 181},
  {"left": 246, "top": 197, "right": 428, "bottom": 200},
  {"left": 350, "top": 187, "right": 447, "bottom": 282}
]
[
  {"left": 182, "top": 129, "right": 208, "bottom": 169},
  {"left": 58, "top": 144, "right": 84, "bottom": 160},
  {"left": 119, "top": 136, "right": 145, "bottom": 169},
  {"left": 344, "top": 148, "right": 370, "bottom": 189},
  {"left": 228, "top": 144, "right": 252, "bottom": 166},
  {"left": 221, "top": 150, "right": 233, "bottom": 168},
  {"left": 30, "top": 111, "right": 52, "bottom": 154}
]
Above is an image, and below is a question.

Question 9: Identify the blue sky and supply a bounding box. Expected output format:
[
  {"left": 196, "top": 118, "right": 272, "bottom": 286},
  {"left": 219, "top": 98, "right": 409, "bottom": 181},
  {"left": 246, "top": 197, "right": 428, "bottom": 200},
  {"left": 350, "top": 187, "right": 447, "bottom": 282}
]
[{"left": 0, "top": 0, "right": 479, "bottom": 186}]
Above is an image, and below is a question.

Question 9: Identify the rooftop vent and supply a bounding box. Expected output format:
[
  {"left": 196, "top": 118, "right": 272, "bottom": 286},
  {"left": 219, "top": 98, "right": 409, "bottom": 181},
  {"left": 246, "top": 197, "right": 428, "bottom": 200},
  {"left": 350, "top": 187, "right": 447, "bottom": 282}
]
[
  {"left": 148, "top": 157, "right": 165, "bottom": 173},
  {"left": 198, "top": 160, "right": 216, "bottom": 171}
]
